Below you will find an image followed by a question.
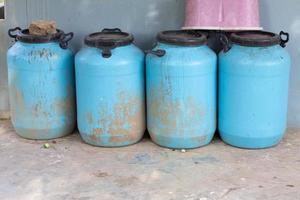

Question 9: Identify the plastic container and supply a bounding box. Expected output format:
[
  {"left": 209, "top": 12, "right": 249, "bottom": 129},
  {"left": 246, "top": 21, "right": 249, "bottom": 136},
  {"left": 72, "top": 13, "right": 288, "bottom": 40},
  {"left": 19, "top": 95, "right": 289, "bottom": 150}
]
[
  {"left": 146, "top": 30, "right": 217, "bottom": 149},
  {"left": 75, "top": 28, "right": 145, "bottom": 147},
  {"left": 7, "top": 27, "right": 76, "bottom": 139},
  {"left": 219, "top": 31, "right": 290, "bottom": 149}
]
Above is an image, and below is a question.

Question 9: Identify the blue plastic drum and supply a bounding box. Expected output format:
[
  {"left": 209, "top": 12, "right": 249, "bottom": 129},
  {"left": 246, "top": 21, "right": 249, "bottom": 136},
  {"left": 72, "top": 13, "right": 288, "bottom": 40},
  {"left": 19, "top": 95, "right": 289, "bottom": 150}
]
[
  {"left": 75, "top": 28, "right": 145, "bottom": 147},
  {"left": 146, "top": 30, "right": 217, "bottom": 149},
  {"left": 219, "top": 31, "right": 291, "bottom": 149},
  {"left": 7, "top": 27, "right": 76, "bottom": 140}
]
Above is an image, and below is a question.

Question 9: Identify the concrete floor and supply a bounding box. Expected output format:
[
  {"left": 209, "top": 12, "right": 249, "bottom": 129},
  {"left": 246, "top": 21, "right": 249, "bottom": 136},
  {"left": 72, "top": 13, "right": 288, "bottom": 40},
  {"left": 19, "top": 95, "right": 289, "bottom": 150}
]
[{"left": 0, "top": 120, "right": 299, "bottom": 200}]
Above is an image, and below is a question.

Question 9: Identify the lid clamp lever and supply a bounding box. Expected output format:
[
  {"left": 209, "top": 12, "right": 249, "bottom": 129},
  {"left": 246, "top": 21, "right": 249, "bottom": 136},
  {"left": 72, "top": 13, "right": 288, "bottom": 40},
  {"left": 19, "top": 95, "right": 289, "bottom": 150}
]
[
  {"left": 96, "top": 42, "right": 116, "bottom": 58},
  {"left": 101, "top": 48, "right": 112, "bottom": 58},
  {"left": 279, "top": 31, "right": 289, "bottom": 48},
  {"left": 59, "top": 32, "right": 74, "bottom": 49},
  {"left": 220, "top": 34, "right": 232, "bottom": 53},
  {"left": 8, "top": 27, "right": 22, "bottom": 41},
  {"left": 145, "top": 49, "right": 166, "bottom": 57}
]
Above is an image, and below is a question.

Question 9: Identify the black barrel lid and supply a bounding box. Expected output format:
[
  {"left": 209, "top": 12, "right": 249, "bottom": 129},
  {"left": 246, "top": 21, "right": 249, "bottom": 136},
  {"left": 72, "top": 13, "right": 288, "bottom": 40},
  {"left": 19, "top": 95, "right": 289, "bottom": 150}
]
[
  {"left": 84, "top": 28, "right": 134, "bottom": 58},
  {"left": 8, "top": 27, "right": 74, "bottom": 49},
  {"left": 84, "top": 28, "right": 133, "bottom": 48},
  {"left": 230, "top": 31, "right": 289, "bottom": 47},
  {"left": 157, "top": 30, "right": 207, "bottom": 46}
]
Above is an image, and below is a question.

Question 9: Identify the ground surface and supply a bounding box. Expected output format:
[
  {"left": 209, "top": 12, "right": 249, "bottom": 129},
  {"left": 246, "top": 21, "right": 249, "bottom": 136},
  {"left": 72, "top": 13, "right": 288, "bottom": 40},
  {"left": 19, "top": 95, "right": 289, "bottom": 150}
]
[{"left": 0, "top": 120, "right": 299, "bottom": 200}]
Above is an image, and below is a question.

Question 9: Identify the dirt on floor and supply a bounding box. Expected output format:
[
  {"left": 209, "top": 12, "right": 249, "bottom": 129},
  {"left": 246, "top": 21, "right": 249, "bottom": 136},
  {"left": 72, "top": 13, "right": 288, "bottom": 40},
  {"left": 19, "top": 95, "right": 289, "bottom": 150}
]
[{"left": 0, "top": 120, "right": 299, "bottom": 200}]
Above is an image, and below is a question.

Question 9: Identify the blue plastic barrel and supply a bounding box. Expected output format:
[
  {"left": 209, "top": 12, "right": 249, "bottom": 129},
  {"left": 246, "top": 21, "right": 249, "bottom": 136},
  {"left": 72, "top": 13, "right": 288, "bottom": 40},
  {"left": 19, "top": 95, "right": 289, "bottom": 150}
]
[
  {"left": 75, "top": 28, "right": 145, "bottom": 147},
  {"left": 7, "top": 27, "right": 76, "bottom": 139},
  {"left": 146, "top": 30, "right": 217, "bottom": 149},
  {"left": 219, "top": 31, "right": 291, "bottom": 149}
]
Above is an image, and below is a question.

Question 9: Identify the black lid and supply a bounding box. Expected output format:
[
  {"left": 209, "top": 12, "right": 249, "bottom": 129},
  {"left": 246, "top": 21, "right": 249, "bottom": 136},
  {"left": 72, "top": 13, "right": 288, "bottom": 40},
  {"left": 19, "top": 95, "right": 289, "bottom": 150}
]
[
  {"left": 84, "top": 28, "right": 134, "bottom": 58},
  {"left": 8, "top": 27, "right": 74, "bottom": 49},
  {"left": 230, "top": 31, "right": 288, "bottom": 47},
  {"left": 84, "top": 28, "right": 133, "bottom": 48},
  {"left": 157, "top": 30, "right": 207, "bottom": 46}
]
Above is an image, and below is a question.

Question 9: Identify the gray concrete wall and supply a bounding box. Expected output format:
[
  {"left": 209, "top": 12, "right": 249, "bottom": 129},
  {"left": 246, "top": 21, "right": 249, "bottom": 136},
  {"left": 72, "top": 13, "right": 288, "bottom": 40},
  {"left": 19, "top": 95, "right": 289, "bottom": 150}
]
[
  {"left": 260, "top": 0, "right": 300, "bottom": 127},
  {"left": 0, "top": 0, "right": 299, "bottom": 128}
]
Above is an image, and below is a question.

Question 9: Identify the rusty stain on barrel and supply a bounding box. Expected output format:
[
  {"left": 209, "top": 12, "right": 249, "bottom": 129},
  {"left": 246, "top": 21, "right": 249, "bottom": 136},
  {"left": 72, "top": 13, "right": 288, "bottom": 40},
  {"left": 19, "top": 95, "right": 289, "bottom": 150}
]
[{"left": 88, "top": 92, "right": 145, "bottom": 145}]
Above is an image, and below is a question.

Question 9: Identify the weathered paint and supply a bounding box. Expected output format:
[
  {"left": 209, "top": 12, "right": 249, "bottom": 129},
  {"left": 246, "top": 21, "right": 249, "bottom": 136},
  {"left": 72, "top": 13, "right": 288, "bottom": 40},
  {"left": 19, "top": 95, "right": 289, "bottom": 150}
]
[
  {"left": 219, "top": 44, "right": 291, "bottom": 149},
  {"left": 75, "top": 44, "right": 145, "bottom": 147},
  {"left": 146, "top": 43, "right": 217, "bottom": 149},
  {"left": 7, "top": 41, "right": 76, "bottom": 139}
]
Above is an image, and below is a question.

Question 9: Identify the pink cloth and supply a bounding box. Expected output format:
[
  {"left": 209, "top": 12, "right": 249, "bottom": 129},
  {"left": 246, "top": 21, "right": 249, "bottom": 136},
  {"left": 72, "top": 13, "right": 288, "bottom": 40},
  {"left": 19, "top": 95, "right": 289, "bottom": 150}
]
[{"left": 183, "top": 0, "right": 261, "bottom": 30}]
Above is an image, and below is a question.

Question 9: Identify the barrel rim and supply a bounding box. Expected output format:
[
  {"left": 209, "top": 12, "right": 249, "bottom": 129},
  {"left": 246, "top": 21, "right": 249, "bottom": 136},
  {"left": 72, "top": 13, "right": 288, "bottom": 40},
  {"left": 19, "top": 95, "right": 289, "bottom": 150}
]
[
  {"left": 84, "top": 31, "right": 134, "bottom": 49},
  {"left": 157, "top": 30, "right": 207, "bottom": 46},
  {"left": 230, "top": 31, "right": 281, "bottom": 47},
  {"left": 15, "top": 29, "right": 65, "bottom": 44}
]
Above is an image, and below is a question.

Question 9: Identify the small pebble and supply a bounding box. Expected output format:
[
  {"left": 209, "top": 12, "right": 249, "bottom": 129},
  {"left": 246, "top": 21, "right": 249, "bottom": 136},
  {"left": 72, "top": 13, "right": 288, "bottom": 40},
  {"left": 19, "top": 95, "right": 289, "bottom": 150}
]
[{"left": 43, "top": 143, "right": 50, "bottom": 149}]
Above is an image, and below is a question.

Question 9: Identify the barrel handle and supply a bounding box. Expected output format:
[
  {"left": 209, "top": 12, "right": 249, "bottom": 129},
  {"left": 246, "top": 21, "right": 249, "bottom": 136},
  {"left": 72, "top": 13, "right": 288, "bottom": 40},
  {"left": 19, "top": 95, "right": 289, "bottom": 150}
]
[
  {"left": 220, "top": 34, "right": 232, "bottom": 53},
  {"left": 101, "top": 28, "right": 122, "bottom": 33},
  {"left": 8, "top": 27, "right": 22, "bottom": 41},
  {"left": 145, "top": 49, "right": 166, "bottom": 57},
  {"left": 59, "top": 32, "right": 74, "bottom": 49},
  {"left": 279, "top": 31, "right": 289, "bottom": 48}
]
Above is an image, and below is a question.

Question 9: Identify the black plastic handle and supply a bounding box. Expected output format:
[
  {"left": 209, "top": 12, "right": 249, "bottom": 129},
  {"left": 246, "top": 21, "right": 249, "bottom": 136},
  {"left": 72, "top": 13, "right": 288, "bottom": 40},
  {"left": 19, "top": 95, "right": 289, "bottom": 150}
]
[
  {"left": 280, "top": 31, "right": 289, "bottom": 48},
  {"left": 219, "top": 34, "right": 232, "bottom": 53},
  {"left": 59, "top": 32, "right": 74, "bottom": 49},
  {"left": 101, "top": 28, "right": 122, "bottom": 33},
  {"left": 145, "top": 49, "right": 166, "bottom": 57},
  {"left": 8, "top": 27, "right": 22, "bottom": 41}
]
